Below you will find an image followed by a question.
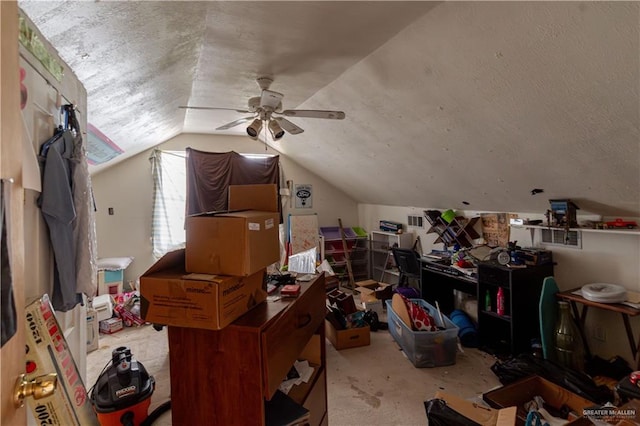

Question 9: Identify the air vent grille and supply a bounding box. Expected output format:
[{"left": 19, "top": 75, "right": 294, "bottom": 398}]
[
  {"left": 408, "top": 215, "right": 423, "bottom": 228},
  {"left": 541, "top": 228, "right": 581, "bottom": 248}
]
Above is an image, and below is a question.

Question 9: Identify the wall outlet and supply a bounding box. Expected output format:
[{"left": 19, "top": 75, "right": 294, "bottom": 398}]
[{"left": 593, "top": 326, "right": 606, "bottom": 342}]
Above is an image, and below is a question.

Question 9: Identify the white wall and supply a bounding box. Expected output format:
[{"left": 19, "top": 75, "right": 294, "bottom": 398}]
[
  {"left": 93, "top": 138, "right": 640, "bottom": 366},
  {"left": 359, "top": 203, "right": 640, "bottom": 366},
  {"left": 91, "top": 133, "right": 359, "bottom": 281}
]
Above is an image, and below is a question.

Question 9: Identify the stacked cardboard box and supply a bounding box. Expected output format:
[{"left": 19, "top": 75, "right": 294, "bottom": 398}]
[{"left": 140, "top": 184, "right": 279, "bottom": 330}]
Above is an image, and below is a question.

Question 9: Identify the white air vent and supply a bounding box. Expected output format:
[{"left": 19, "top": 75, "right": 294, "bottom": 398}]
[
  {"left": 408, "top": 215, "right": 423, "bottom": 228},
  {"left": 541, "top": 228, "right": 582, "bottom": 248}
]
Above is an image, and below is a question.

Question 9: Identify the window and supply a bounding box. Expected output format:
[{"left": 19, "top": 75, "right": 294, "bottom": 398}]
[
  {"left": 150, "top": 150, "right": 187, "bottom": 258},
  {"left": 150, "top": 149, "right": 280, "bottom": 259}
]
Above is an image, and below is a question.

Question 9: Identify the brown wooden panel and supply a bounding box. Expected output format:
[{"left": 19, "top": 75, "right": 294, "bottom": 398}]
[
  {"left": 167, "top": 274, "right": 327, "bottom": 425},
  {"left": 303, "top": 369, "right": 327, "bottom": 426},
  {"left": 168, "top": 326, "right": 264, "bottom": 425},
  {"left": 262, "top": 275, "right": 326, "bottom": 398},
  {"left": 0, "top": 2, "right": 27, "bottom": 425}
]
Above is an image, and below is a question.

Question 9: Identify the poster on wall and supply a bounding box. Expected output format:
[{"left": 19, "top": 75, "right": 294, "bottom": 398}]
[
  {"left": 86, "top": 123, "right": 124, "bottom": 165},
  {"left": 294, "top": 184, "right": 312, "bottom": 209},
  {"left": 480, "top": 212, "right": 515, "bottom": 247}
]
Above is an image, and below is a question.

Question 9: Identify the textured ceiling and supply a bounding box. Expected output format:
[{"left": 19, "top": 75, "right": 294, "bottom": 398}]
[{"left": 19, "top": 1, "right": 640, "bottom": 217}]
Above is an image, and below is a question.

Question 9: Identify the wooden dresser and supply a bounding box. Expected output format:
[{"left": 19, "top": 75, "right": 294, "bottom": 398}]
[{"left": 168, "top": 274, "right": 327, "bottom": 425}]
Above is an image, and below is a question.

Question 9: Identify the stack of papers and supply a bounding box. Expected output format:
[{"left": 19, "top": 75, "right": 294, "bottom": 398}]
[{"left": 279, "top": 360, "right": 314, "bottom": 394}]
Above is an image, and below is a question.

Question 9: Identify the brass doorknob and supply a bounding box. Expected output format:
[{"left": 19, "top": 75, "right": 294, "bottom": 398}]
[{"left": 14, "top": 373, "right": 58, "bottom": 408}]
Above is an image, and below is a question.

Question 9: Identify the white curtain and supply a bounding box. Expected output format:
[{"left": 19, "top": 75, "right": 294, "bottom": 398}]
[{"left": 150, "top": 150, "right": 187, "bottom": 259}]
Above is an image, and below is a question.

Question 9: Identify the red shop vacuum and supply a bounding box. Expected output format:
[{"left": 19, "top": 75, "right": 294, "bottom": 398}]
[{"left": 90, "top": 346, "right": 166, "bottom": 426}]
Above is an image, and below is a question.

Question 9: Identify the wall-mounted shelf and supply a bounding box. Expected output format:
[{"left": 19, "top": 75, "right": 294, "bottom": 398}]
[{"left": 510, "top": 224, "right": 640, "bottom": 236}]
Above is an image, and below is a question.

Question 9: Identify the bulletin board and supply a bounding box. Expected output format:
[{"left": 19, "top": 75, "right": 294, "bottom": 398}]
[{"left": 288, "top": 214, "right": 319, "bottom": 255}]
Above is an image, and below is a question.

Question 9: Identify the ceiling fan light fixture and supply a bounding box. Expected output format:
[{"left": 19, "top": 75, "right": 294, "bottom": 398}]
[
  {"left": 268, "top": 119, "right": 285, "bottom": 140},
  {"left": 246, "top": 119, "right": 262, "bottom": 138}
]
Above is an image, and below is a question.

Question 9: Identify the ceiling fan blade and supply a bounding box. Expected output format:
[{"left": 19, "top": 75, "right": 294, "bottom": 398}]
[
  {"left": 180, "top": 105, "right": 251, "bottom": 114},
  {"left": 275, "top": 117, "right": 304, "bottom": 135},
  {"left": 279, "top": 109, "right": 345, "bottom": 120},
  {"left": 216, "top": 116, "right": 255, "bottom": 131},
  {"left": 260, "top": 90, "right": 284, "bottom": 109}
]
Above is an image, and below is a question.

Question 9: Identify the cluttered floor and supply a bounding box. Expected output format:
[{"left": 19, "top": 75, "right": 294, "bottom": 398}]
[
  {"left": 87, "top": 321, "right": 502, "bottom": 426},
  {"left": 87, "top": 282, "right": 640, "bottom": 426}
]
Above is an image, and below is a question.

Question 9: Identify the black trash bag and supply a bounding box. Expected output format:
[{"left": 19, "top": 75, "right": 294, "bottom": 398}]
[
  {"left": 585, "top": 355, "right": 632, "bottom": 381},
  {"left": 490, "top": 353, "right": 613, "bottom": 404},
  {"left": 424, "top": 398, "right": 481, "bottom": 426}
]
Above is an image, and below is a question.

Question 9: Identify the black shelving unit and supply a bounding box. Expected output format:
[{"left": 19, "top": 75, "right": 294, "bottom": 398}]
[{"left": 477, "top": 262, "right": 554, "bottom": 356}]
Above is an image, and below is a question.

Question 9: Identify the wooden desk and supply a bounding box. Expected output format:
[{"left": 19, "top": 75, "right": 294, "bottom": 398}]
[
  {"left": 168, "top": 274, "right": 327, "bottom": 425},
  {"left": 420, "top": 259, "right": 477, "bottom": 314},
  {"left": 421, "top": 259, "right": 554, "bottom": 355},
  {"left": 557, "top": 288, "right": 640, "bottom": 367}
]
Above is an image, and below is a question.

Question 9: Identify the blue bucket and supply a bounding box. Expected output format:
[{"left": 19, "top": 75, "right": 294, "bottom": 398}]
[{"left": 449, "top": 309, "right": 478, "bottom": 347}]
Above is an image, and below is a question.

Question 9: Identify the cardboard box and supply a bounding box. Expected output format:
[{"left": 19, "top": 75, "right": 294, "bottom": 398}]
[
  {"left": 379, "top": 220, "right": 403, "bottom": 232},
  {"left": 433, "top": 391, "right": 516, "bottom": 426},
  {"left": 483, "top": 375, "right": 595, "bottom": 424},
  {"left": 355, "top": 280, "right": 392, "bottom": 304},
  {"left": 228, "top": 184, "right": 279, "bottom": 212},
  {"left": 140, "top": 249, "right": 267, "bottom": 330},
  {"left": 325, "top": 319, "right": 370, "bottom": 350},
  {"left": 99, "top": 317, "right": 123, "bottom": 334},
  {"left": 356, "top": 279, "right": 379, "bottom": 290},
  {"left": 185, "top": 210, "right": 280, "bottom": 276},
  {"left": 25, "top": 295, "right": 99, "bottom": 425}
]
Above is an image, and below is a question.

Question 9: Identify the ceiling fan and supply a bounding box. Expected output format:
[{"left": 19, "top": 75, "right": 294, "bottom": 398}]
[{"left": 179, "top": 77, "right": 345, "bottom": 140}]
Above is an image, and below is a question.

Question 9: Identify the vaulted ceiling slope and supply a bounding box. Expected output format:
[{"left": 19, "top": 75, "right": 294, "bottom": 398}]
[{"left": 19, "top": 1, "right": 639, "bottom": 217}]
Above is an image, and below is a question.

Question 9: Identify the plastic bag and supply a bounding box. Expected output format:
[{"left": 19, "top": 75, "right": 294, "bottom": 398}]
[
  {"left": 490, "top": 353, "right": 613, "bottom": 404},
  {"left": 424, "top": 399, "right": 481, "bottom": 426},
  {"left": 287, "top": 247, "right": 317, "bottom": 273}
]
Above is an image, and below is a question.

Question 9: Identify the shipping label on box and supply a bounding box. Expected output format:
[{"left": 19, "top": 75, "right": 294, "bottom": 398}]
[
  {"left": 185, "top": 210, "right": 280, "bottom": 276},
  {"left": 140, "top": 249, "right": 267, "bottom": 330},
  {"left": 25, "top": 295, "right": 99, "bottom": 426}
]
